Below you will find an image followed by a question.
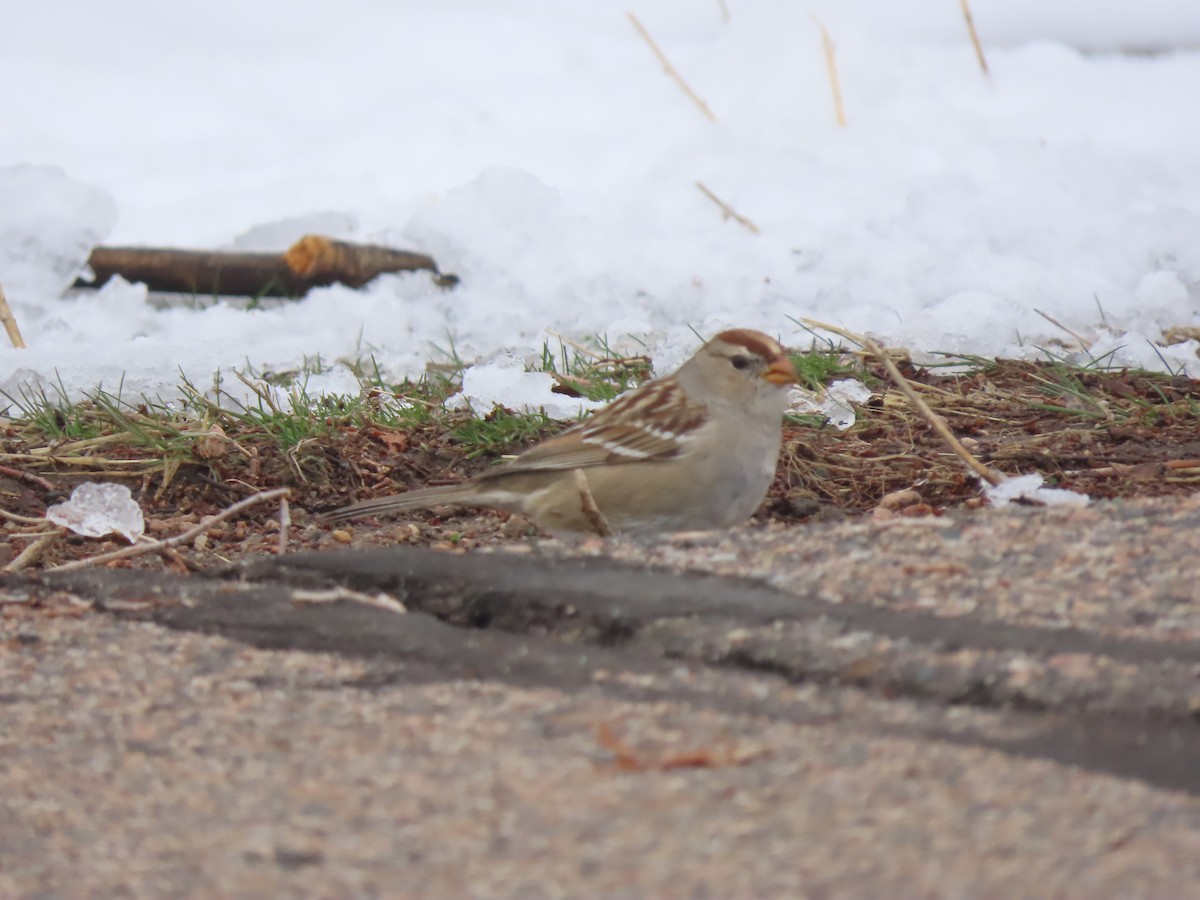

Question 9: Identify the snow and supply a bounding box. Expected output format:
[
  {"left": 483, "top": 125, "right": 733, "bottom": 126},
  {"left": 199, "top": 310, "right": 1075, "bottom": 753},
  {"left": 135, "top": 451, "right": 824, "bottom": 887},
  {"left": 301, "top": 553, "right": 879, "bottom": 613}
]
[
  {"left": 2, "top": 0, "right": 1200, "bottom": 412},
  {"left": 0, "top": 165, "right": 117, "bottom": 306},
  {"left": 447, "top": 353, "right": 607, "bottom": 420},
  {"left": 45, "top": 482, "right": 146, "bottom": 542},
  {"left": 985, "top": 473, "right": 1090, "bottom": 509},
  {"left": 790, "top": 379, "right": 872, "bottom": 431}
]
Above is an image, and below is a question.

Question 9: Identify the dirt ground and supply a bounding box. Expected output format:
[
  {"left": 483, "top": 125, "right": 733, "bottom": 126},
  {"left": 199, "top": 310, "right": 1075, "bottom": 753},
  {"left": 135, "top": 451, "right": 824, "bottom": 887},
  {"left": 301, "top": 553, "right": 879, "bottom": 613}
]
[{"left": 3, "top": 356, "right": 1198, "bottom": 569}]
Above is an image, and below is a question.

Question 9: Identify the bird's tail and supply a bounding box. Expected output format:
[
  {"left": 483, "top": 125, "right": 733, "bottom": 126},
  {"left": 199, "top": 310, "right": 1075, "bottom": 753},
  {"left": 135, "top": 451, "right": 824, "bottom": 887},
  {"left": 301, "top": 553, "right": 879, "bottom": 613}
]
[{"left": 316, "top": 483, "right": 474, "bottom": 523}]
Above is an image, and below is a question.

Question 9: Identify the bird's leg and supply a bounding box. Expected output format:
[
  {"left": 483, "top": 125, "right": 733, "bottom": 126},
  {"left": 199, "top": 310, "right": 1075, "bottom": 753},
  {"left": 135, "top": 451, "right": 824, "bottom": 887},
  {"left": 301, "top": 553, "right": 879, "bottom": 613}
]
[{"left": 572, "top": 469, "right": 611, "bottom": 537}]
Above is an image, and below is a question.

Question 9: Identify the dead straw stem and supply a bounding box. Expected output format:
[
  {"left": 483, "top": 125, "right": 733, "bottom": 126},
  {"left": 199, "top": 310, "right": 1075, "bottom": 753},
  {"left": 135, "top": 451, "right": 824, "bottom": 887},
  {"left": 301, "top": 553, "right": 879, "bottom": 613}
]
[
  {"left": 811, "top": 17, "right": 847, "bottom": 127},
  {"left": 695, "top": 181, "right": 761, "bottom": 235},
  {"left": 628, "top": 11, "right": 718, "bottom": 122},
  {"left": 959, "top": 0, "right": 991, "bottom": 79},
  {"left": 799, "top": 317, "right": 1006, "bottom": 486}
]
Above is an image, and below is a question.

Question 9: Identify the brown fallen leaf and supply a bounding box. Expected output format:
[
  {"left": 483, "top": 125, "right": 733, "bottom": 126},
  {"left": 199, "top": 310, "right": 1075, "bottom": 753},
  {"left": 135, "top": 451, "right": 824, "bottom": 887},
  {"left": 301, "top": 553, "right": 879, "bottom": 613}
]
[
  {"left": 594, "top": 722, "right": 769, "bottom": 774},
  {"left": 369, "top": 429, "right": 410, "bottom": 452}
]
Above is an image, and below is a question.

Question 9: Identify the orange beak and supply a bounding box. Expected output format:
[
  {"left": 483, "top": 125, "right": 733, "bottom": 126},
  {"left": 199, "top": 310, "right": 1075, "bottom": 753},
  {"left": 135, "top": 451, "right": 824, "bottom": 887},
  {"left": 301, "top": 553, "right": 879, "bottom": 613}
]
[{"left": 763, "top": 355, "right": 798, "bottom": 385}]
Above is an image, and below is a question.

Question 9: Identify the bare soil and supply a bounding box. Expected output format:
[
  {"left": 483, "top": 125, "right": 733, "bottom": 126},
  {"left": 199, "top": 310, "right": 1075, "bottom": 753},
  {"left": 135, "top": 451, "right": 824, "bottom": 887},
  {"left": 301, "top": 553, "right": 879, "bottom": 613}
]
[{"left": 2, "top": 358, "right": 1199, "bottom": 570}]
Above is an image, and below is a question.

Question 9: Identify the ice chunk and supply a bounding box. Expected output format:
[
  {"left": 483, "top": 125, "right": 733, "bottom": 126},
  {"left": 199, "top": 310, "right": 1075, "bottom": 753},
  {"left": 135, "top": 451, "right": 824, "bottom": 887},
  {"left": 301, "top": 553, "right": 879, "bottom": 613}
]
[
  {"left": 789, "top": 378, "right": 872, "bottom": 431},
  {"left": 45, "top": 482, "right": 145, "bottom": 543},
  {"left": 0, "top": 165, "right": 117, "bottom": 303},
  {"left": 985, "top": 473, "right": 1089, "bottom": 509},
  {"left": 447, "top": 353, "right": 605, "bottom": 420}
]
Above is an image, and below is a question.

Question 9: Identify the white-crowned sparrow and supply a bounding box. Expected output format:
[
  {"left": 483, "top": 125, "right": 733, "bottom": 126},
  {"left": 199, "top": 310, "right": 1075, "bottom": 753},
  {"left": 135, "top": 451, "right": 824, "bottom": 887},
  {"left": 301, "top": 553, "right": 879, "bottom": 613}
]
[{"left": 321, "top": 328, "right": 797, "bottom": 535}]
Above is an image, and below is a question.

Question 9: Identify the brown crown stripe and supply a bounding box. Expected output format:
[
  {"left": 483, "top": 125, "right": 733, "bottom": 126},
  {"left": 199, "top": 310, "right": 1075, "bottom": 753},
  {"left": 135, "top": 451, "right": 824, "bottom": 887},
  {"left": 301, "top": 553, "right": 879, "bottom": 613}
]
[{"left": 712, "top": 329, "right": 785, "bottom": 359}]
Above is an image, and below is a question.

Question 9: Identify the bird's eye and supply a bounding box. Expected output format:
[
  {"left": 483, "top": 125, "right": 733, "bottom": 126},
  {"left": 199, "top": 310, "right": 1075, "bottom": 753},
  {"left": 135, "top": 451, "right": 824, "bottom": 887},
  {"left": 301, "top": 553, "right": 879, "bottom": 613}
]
[{"left": 730, "top": 355, "right": 750, "bottom": 370}]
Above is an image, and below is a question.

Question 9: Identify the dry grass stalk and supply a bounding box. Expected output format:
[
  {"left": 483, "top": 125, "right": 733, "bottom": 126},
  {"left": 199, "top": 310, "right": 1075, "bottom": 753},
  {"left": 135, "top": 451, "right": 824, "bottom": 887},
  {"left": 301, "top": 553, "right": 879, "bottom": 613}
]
[
  {"left": 47, "top": 487, "right": 290, "bottom": 572},
  {"left": 799, "top": 317, "right": 1006, "bottom": 486},
  {"left": 0, "top": 508, "right": 52, "bottom": 526},
  {"left": 627, "top": 11, "right": 718, "bottom": 122},
  {"left": 28, "top": 432, "right": 139, "bottom": 455},
  {"left": 544, "top": 330, "right": 605, "bottom": 361},
  {"left": 1034, "top": 308, "right": 1092, "bottom": 350},
  {"left": 717, "top": 0, "right": 730, "bottom": 23},
  {"left": 4, "top": 529, "right": 64, "bottom": 573},
  {"left": 695, "top": 181, "right": 762, "bottom": 234},
  {"left": 0, "top": 280, "right": 26, "bottom": 349},
  {"left": 811, "top": 17, "right": 847, "bottom": 127},
  {"left": 959, "top": 0, "right": 991, "bottom": 79}
]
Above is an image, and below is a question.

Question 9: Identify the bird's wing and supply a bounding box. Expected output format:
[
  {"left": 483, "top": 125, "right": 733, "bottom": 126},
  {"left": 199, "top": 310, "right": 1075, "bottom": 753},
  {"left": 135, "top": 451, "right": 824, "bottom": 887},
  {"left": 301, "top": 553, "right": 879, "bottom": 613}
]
[{"left": 494, "top": 381, "right": 709, "bottom": 475}]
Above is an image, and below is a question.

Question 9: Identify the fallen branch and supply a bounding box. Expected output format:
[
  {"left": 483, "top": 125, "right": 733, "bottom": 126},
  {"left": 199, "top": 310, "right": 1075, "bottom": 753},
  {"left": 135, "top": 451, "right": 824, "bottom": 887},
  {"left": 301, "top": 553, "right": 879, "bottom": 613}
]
[
  {"left": 47, "top": 487, "right": 290, "bottom": 572},
  {"left": 628, "top": 11, "right": 718, "bottom": 122},
  {"left": 695, "top": 181, "right": 762, "bottom": 234},
  {"left": 75, "top": 235, "right": 457, "bottom": 298},
  {"left": 799, "top": 318, "right": 1006, "bottom": 486}
]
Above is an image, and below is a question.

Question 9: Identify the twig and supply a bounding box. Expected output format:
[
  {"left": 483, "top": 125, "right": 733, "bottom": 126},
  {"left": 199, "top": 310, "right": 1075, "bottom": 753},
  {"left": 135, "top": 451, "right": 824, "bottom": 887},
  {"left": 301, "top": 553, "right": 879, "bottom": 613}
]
[
  {"left": 574, "top": 469, "right": 612, "bottom": 537},
  {"left": 133, "top": 535, "right": 199, "bottom": 573},
  {"left": 717, "top": 0, "right": 730, "bottom": 23},
  {"left": 0, "top": 279, "right": 26, "bottom": 349},
  {"left": 811, "top": 16, "right": 847, "bottom": 127},
  {"left": 695, "top": 182, "right": 762, "bottom": 235},
  {"left": 959, "top": 0, "right": 990, "bottom": 79},
  {"left": 278, "top": 496, "right": 290, "bottom": 555},
  {"left": 799, "top": 318, "right": 1006, "bottom": 486},
  {"left": 1034, "top": 308, "right": 1091, "bottom": 350},
  {"left": 4, "top": 529, "right": 64, "bottom": 573},
  {"left": 0, "top": 507, "right": 54, "bottom": 526},
  {"left": 0, "top": 463, "right": 55, "bottom": 491},
  {"left": 47, "top": 488, "right": 290, "bottom": 572},
  {"left": 628, "top": 11, "right": 717, "bottom": 122}
]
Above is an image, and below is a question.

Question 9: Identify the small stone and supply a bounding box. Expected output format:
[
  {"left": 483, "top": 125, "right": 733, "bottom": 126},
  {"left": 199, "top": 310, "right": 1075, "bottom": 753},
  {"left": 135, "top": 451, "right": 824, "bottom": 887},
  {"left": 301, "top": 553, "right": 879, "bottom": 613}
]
[{"left": 878, "top": 488, "right": 922, "bottom": 511}]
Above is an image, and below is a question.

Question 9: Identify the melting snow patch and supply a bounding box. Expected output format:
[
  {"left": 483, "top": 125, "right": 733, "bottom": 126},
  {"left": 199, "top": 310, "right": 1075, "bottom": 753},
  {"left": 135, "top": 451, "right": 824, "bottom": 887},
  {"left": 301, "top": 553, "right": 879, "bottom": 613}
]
[
  {"left": 985, "top": 473, "right": 1090, "bottom": 509},
  {"left": 790, "top": 378, "right": 873, "bottom": 431},
  {"left": 446, "top": 353, "right": 606, "bottom": 420},
  {"left": 45, "top": 482, "right": 145, "bottom": 542},
  {"left": 301, "top": 367, "right": 363, "bottom": 400}
]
